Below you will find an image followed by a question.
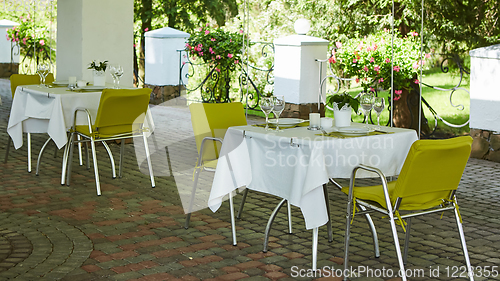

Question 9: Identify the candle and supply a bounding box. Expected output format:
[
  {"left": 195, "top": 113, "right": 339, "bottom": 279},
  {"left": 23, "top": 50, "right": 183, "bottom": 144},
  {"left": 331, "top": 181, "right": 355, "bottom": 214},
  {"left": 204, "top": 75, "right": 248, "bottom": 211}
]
[
  {"left": 68, "top": 76, "right": 77, "bottom": 86},
  {"left": 309, "top": 113, "right": 320, "bottom": 128}
]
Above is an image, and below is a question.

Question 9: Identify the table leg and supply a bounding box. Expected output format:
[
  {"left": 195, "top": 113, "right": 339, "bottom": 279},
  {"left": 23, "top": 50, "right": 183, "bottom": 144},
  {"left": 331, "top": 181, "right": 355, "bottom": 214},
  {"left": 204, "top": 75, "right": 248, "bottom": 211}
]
[
  {"left": 263, "top": 198, "right": 287, "bottom": 252},
  {"left": 312, "top": 227, "right": 318, "bottom": 270}
]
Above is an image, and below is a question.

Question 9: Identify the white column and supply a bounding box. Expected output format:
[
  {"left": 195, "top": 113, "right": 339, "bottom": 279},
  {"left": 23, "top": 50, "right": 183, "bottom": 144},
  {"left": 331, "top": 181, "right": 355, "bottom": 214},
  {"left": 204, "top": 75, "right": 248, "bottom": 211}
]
[{"left": 56, "top": 0, "right": 134, "bottom": 87}]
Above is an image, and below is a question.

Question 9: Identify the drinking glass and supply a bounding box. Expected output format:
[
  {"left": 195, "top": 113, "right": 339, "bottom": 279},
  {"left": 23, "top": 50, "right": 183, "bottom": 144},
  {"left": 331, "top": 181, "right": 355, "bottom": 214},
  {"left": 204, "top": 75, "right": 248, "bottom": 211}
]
[
  {"left": 373, "top": 97, "right": 385, "bottom": 128},
  {"left": 359, "top": 92, "right": 375, "bottom": 128},
  {"left": 272, "top": 95, "right": 285, "bottom": 132},
  {"left": 37, "top": 63, "right": 49, "bottom": 87},
  {"left": 260, "top": 96, "right": 274, "bottom": 131},
  {"left": 109, "top": 64, "right": 123, "bottom": 88}
]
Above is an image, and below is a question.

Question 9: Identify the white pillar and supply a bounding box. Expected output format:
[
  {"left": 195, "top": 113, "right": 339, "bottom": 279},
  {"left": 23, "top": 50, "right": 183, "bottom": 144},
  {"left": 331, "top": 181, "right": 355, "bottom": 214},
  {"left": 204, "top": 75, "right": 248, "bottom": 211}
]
[{"left": 56, "top": 0, "right": 134, "bottom": 87}]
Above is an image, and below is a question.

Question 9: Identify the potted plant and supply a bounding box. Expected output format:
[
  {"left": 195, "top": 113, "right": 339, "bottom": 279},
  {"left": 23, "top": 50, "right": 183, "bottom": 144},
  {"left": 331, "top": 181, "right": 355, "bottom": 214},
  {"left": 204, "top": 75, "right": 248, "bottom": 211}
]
[
  {"left": 88, "top": 60, "right": 108, "bottom": 86},
  {"left": 326, "top": 92, "right": 360, "bottom": 127}
]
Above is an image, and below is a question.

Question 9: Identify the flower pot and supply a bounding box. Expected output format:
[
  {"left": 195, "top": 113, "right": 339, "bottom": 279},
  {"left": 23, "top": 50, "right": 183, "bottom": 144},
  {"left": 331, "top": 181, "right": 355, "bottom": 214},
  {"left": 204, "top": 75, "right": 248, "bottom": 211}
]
[
  {"left": 333, "top": 108, "right": 352, "bottom": 127},
  {"left": 93, "top": 70, "right": 106, "bottom": 86}
]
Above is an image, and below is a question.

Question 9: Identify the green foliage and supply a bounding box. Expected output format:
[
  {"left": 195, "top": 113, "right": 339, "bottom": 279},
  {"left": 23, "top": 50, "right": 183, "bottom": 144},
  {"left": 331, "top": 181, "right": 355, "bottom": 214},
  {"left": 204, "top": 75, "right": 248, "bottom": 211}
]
[
  {"left": 87, "top": 60, "right": 108, "bottom": 72},
  {"left": 5, "top": 14, "right": 53, "bottom": 62},
  {"left": 186, "top": 26, "right": 245, "bottom": 72},
  {"left": 326, "top": 92, "right": 360, "bottom": 113},
  {"left": 332, "top": 30, "right": 429, "bottom": 98}
]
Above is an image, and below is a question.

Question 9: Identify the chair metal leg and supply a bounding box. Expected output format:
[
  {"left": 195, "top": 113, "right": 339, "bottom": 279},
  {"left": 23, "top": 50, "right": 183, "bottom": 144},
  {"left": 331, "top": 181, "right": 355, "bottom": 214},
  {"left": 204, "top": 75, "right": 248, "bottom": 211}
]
[
  {"left": 184, "top": 168, "right": 201, "bottom": 229},
  {"left": 4, "top": 137, "right": 11, "bottom": 163},
  {"left": 229, "top": 192, "right": 237, "bottom": 246},
  {"left": 102, "top": 141, "right": 116, "bottom": 179},
  {"left": 403, "top": 217, "right": 412, "bottom": 264},
  {"left": 27, "top": 132, "right": 31, "bottom": 173},
  {"left": 119, "top": 139, "right": 125, "bottom": 178},
  {"left": 85, "top": 141, "right": 90, "bottom": 169},
  {"left": 359, "top": 205, "right": 381, "bottom": 258},
  {"left": 65, "top": 133, "right": 76, "bottom": 186},
  {"left": 237, "top": 188, "right": 249, "bottom": 219},
  {"left": 343, "top": 193, "right": 354, "bottom": 281},
  {"left": 143, "top": 133, "right": 155, "bottom": 188},
  {"left": 323, "top": 184, "right": 332, "bottom": 242},
  {"left": 36, "top": 137, "right": 52, "bottom": 175},
  {"left": 263, "top": 198, "right": 287, "bottom": 252},
  {"left": 89, "top": 138, "right": 101, "bottom": 196},
  {"left": 77, "top": 135, "right": 83, "bottom": 166},
  {"left": 389, "top": 215, "right": 407, "bottom": 281},
  {"left": 454, "top": 205, "right": 475, "bottom": 281},
  {"left": 165, "top": 145, "right": 173, "bottom": 177}
]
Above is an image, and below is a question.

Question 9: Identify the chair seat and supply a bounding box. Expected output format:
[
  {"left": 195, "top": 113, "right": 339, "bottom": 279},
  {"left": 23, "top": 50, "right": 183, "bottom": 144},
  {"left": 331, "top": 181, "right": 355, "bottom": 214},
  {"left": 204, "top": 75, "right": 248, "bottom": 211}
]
[
  {"left": 342, "top": 181, "right": 396, "bottom": 209},
  {"left": 75, "top": 124, "right": 143, "bottom": 139},
  {"left": 202, "top": 159, "right": 218, "bottom": 170}
]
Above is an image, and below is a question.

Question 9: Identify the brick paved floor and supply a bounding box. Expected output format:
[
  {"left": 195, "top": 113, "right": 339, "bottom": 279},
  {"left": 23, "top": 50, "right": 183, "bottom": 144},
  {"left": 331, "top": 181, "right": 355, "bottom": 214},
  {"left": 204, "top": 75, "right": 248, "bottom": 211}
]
[{"left": 0, "top": 78, "right": 499, "bottom": 280}]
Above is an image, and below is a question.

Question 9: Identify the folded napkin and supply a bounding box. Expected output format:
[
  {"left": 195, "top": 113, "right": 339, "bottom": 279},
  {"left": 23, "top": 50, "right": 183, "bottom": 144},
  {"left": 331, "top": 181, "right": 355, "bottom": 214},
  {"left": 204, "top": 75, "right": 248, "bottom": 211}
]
[
  {"left": 317, "top": 130, "right": 394, "bottom": 138},
  {"left": 253, "top": 121, "right": 310, "bottom": 129}
]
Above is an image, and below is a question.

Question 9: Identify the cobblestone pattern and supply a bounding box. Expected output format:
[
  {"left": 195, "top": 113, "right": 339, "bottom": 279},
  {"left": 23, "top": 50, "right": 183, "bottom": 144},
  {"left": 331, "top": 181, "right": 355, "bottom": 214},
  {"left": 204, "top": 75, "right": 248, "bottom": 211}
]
[{"left": 1, "top": 78, "right": 500, "bottom": 281}]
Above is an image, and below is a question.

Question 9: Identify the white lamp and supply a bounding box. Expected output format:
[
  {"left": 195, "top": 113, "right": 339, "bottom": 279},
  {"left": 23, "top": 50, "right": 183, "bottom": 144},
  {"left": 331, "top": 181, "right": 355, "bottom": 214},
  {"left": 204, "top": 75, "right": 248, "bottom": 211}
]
[{"left": 294, "top": 19, "right": 310, "bottom": 35}]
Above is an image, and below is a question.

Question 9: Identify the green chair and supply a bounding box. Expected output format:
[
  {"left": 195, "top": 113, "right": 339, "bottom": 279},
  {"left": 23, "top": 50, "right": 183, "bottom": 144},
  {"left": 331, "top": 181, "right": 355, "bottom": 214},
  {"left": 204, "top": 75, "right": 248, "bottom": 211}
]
[
  {"left": 343, "top": 136, "right": 474, "bottom": 281},
  {"left": 63, "top": 88, "right": 155, "bottom": 196},
  {"left": 5, "top": 73, "right": 55, "bottom": 172},
  {"left": 185, "top": 102, "right": 248, "bottom": 245}
]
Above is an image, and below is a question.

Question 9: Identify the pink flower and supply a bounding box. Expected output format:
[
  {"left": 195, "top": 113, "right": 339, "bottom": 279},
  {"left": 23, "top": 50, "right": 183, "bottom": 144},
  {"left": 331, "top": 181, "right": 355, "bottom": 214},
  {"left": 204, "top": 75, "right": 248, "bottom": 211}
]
[
  {"left": 19, "top": 16, "right": 23, "bottom": 19},
  {"left": 209, "top": 47, "right": 214, "bottom": 54},
  {"left": 410, "top": 31, "right": 418, "bottom": 37},
  {"left": 22, "top": 38, "right": 27, "bottom": 45},
  {"left": 414, "top": 79, "right": 420, "bottom": 84},
  {"left": 206, "top": 23, "right": 210, "bottom": 27},
  {"left": 235, "top": 60, "right": 239, "bottom": 64},
  {"left": 395, "top": 90, "right": 403, "bottom": 95},
  {"left": 182, "top": 62, "right": 186, "bottom": 65},
  {"left": 385, "top": 58, "right": 390, "bottom": 63},
  {"left": 378, "top": 78, "right": 384, "bottom": 83},
  {"left": 374, "top": 65, "right": 380, "bottom": 72},
  {"left": 353, "top": 58, "right": 357, "bottom": 63},
  {"left": 228, "top": 53, "right": 233, "bottom": 58},
  {"left": 23, "top": 18, "right": 26, "bottom": 23},
  {"left": 367, "top": 46, "right": 372, "bottom": 51},
  {"left": 216, "top": 55, "right": 221, "bottom": 59},
  {"left": 425, "top": 53, "right": 431, "bottom": 59},
  {"left": 336, "top": 42, "right": 342, "bottom": 49},
  {"left": 5, "top": 34, "right": 9, "bottom": 41},
  {"left": 197, "top": 43, "right": 202, "bottom": 48},
  {"left": 205, "top": 30, "right": 210, "bottom": 35},
  {"left": 394, "top": 96, "right": 401, "bottom": 101},
  {"left": 239, "top": 29, "right": 244, "bottom": 34},
  {"left": 355, "top": 78, "right": 360, "bottom": 83},
  {"left": 328, "top": 57, "right": 337, "bottom": 64},
  {"left": 363, "top": 66, "right": 368, "bottom": 72},
  {"left": 211, "top": 38, "right": 216, "bottom": 42},
  {"left": 369, "top": 57, "right": 374, "bottom": 63},
  {"left": 215, "top": 68, "right": 221, "bottom": 72},
  {"left": 39, "top": 39, "right": 45, "bottom": 46},
  {"left": 384, "top": 28, "right": 388, "bottom": 32},
  {"left": 393, "top": 65, "right": 400, "bottom": 72},
  {"left": 144, "top": 28, "right": 149, "bottom": 32},
  {"left": 199, "top": 27, "right": 203, "bottom": 31},
  {"left": 370, "top": 87, "right": 374, "bottom": 92},
  {"left": 199, "top": 52, "right": 203, "bottom": 56}
]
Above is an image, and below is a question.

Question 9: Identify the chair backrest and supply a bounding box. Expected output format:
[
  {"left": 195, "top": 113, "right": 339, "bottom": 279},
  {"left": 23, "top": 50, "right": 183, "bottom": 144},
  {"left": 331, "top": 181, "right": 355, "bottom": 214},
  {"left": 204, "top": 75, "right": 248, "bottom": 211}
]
[
  {"left": 392, "top": 136, "right": 473, "bottom": 210},
  {"left": 189, "top": 102, "right": 247, "bottom": 161},
  {"left": 10, "top": 73, "right": 55, "bottom": 98},
  {"left": 93, "top": 88, "right": 151, "bottom": 137}
]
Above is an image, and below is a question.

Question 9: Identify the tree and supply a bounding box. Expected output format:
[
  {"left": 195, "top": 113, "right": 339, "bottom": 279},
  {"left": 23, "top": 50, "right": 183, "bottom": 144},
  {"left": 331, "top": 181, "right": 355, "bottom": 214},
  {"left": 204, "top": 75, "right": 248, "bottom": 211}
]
[{"left": 133, "top": 0, "right": 238, "bottom": 85}]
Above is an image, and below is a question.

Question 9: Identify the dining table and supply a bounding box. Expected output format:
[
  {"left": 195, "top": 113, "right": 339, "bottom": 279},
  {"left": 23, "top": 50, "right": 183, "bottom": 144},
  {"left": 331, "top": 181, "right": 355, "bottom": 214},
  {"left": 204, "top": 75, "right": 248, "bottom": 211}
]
[
  {"left": 6, "top": 83, "right": 154, "bottom": 176},
  {"left": 208, "top": 120, "right": 419, "bottom": 269}
]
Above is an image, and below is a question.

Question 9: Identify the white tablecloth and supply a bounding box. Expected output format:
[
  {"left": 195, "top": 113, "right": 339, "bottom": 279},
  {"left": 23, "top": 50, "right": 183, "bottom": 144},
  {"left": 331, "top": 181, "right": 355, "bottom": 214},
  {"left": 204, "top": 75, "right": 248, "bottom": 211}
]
[
  {"left": 208, "top": 123, "right": 418, "bottom": 229},
  {"left": 7, "top": 85, "right": 155, "bottom": 150}
]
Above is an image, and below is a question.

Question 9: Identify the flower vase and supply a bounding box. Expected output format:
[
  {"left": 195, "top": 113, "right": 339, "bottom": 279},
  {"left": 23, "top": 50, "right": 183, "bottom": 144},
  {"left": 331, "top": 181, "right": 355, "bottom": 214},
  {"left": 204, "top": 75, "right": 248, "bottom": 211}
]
[
  {"left": 333, "top": 107, "right": 352, "bottom": 127},
  {"left": 93, "top": 70, "right": 106, "bottom": 86}
]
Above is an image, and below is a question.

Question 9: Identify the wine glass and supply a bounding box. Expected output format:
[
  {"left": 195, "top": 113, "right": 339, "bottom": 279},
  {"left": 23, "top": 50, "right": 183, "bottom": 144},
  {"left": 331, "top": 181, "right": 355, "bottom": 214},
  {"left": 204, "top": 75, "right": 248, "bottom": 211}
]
[
  {"left": 109, "top": 64, "right": 118, "bottom": 87},
  {"left": 112, "top": 64, "right": 124, "bottom": 88},
  {"left": 272, "top": 95, "right": 285, "bottom": 132},
  {"left": 260, "top": 96, "right": 275, "bottom": 131},
  {"left": 373, "top": 97, "right": 385, "bottom": 129},
  {"left": 37, "top": 63, "right": 49, "bottom": 87},
  {"left": 359, "top": 92, "right": 375, "bottom": 128}
]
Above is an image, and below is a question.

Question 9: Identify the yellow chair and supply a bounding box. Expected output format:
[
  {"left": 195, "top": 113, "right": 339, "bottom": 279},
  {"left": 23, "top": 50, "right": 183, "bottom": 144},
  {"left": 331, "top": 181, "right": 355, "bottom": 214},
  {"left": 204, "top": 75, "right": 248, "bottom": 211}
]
[
  {"left": 5, "top": 73, "right": 55, "bottom": 172},
  {"left": 343, "top": 136, "right": 474, "bottom": 281},
  {"left": 185, "top": 102, "right": 248, "bottom": 245},
  {"left": 62, "top": 88, "right": 155, "bottom": 196}
]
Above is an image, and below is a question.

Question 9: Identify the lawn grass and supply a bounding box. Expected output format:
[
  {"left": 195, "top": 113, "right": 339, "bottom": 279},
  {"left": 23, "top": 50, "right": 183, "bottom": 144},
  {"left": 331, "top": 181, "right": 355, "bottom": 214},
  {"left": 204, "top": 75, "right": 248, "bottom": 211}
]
[{"left": 248, "top": 67, "right": 470, "bottom": 137}]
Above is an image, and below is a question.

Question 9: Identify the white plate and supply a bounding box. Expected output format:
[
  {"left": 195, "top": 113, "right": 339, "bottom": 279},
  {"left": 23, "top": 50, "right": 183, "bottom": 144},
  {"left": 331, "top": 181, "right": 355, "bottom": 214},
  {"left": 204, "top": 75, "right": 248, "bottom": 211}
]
[
  {"left": 269, "top": 118, "right": 304, "bottom": 127},
  {"left": 337, "top": 127, "right": 373, "bottom": 136},
  {"left": 52, "top": 81, "right": 69, "bottom": 85}
]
